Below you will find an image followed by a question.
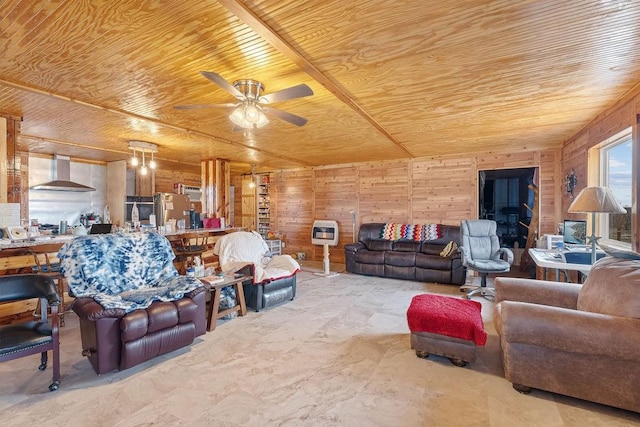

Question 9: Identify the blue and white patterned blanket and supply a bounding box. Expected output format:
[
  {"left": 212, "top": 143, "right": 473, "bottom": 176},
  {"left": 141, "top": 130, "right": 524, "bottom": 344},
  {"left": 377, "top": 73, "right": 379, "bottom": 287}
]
[{"left": 58, "top": 232, "right": 203, "bottom": 313}]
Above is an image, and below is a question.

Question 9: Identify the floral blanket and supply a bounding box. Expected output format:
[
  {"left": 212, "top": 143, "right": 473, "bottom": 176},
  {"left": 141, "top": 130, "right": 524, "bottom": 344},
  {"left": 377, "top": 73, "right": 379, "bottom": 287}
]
[{"left": 58, "top": 232, "right": 203, "bottom": 313}]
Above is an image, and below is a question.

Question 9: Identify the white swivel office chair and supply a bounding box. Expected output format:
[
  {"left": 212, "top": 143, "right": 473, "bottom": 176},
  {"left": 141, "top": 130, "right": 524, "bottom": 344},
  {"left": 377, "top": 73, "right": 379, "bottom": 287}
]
[{"left": 459, "top": 219, "right": 514, "bottom": 299}]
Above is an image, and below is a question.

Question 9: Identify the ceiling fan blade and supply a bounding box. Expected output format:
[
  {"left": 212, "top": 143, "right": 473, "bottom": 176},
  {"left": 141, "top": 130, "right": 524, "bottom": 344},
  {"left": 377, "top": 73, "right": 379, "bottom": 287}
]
[
  {"left": 174, "top": 103, "right": 238, "bottom": 110},
  {"left": 200, "top": 71, "right": 245, "bottom": 100},
  {"left": 264, "top": 106, "right": 308, "bottom": 127},
  {"left": 261, "top": 84, "right": 314, "bottom": 104}
]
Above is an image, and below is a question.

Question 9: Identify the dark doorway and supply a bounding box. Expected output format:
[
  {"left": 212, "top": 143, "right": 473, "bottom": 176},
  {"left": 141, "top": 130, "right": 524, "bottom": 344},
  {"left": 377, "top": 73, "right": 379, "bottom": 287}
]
[{"left": 479, "top": 167, "right": 537, "bottom": 248}]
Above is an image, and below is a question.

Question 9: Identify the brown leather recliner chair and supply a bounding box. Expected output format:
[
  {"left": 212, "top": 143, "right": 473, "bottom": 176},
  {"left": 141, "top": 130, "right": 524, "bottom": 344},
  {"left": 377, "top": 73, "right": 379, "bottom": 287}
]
[
  {"left": 72, "top": 290, "right": 206, "bottom": 374},
  {"left": 59, "top": 233, "right": 207, "bottom": 375},
  {"left": 494, "top": 255, "right": 640, "bottom": 413}
]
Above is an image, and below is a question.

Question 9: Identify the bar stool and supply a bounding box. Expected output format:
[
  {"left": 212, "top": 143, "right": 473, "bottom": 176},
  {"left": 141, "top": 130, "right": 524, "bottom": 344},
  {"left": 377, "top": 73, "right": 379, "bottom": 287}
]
[
  {"left": 31, "top": 243, "right": 69, "bottom": 326},
  {"left": 170, "top": 232, "right": 213, "bottom": 274}
]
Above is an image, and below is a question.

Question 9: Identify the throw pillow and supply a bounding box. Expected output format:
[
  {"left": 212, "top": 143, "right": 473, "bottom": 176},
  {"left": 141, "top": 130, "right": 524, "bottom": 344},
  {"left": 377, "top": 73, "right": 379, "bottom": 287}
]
[{"left": 440, "top": 241, "right": 458, "bottom": 257}]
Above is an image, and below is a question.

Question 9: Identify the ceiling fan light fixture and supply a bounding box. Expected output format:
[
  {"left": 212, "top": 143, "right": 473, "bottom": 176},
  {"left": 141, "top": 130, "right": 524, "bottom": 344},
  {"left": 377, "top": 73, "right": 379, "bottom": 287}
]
[
  {"left": 229, "top": 105, "right": 269, "bottom": 129},
  {"left": 244, "top": 104, "right": 261, "bottom": 123},
  {"left": 176, "top": 72, "right": 311, "bottom": 128}
]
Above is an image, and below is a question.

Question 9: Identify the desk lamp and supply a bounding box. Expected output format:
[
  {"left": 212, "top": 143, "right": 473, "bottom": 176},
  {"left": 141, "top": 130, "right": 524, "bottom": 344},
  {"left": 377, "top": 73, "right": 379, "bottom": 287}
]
[{"left": 567, "top": 186, "right": 626, "bottom": 264}]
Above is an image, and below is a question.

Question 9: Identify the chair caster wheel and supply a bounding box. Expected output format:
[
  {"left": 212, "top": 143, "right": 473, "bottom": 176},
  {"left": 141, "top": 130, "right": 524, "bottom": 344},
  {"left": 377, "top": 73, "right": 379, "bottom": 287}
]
[
  {"left": 38, "top": 362, "right": 47, "bottom": 371},
  {"left": 49, "top": 381, "right": 60, "bottom": 392},
  {"left": 513, "top": 383, "right": 532, "bottom": 394},
  {"left": 449, "top": 358, "right": 467, "bottom": 367},
  {"left": 415, "top": 350, "right": 430, "bottom": 359}
]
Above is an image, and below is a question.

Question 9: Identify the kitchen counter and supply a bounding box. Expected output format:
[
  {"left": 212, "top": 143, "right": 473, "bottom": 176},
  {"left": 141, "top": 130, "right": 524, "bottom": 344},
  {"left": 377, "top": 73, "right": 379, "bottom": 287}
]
[
  {"left": 0, "top": 227, "right": 241, "bottom": 250},
  {"left": 162, "top": 227, "right": 241, "bottom": 236},
  {"left": 0, "top": 235, "right": 75, "bottom": 250}
]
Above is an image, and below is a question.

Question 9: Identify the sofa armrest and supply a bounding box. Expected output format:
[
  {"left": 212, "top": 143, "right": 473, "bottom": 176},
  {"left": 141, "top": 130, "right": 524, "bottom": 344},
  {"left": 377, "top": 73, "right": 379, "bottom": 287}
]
[
  {"left": 344, "top": 242, "right": 365, "bottom": 253},
  {"left": 185, "top": 286, "right": 207, "bottom": 299},
  {"left": 234, "top": 263, "right": 257, "bottom": 283},
  {"left": 498, "top": 301, "right": 640, "bottom": 361},
  {"left": 494, "top": 277, "right": 580, "bottom": 309},
  {"left": 72, "top": 297, "right": 126, "bottom": 320}
]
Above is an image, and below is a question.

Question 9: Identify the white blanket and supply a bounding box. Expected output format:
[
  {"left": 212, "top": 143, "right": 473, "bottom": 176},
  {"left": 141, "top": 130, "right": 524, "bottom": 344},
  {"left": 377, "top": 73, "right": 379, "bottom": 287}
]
[{"left": 213, "top": 231, "right": 300, "bottom": 283}]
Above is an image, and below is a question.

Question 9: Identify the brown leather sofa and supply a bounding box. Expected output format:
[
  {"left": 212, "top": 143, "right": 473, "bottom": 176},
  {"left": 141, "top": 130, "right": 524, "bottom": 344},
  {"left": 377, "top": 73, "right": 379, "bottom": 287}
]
[
  {"left": 73, "top": 290, "right": 206, "bottom": 374},
  {"left": 494, "top": 255, "right": 640, "bottom": 413},
  {"left": 344, "top": 223, "right": 466, "bottom": 285}
]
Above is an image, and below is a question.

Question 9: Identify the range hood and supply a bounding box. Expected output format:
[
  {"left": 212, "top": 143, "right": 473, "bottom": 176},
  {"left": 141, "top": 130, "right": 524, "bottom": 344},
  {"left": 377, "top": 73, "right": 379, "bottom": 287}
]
[{"left": 30, "top": 155, "right": 95, "bottom": 192}]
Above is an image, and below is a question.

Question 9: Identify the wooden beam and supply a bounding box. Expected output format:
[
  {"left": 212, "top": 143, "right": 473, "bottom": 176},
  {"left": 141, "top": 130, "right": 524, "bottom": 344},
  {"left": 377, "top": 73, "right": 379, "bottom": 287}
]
[{"left": 218, "top": 0, "right": 414, "bottom": 158}]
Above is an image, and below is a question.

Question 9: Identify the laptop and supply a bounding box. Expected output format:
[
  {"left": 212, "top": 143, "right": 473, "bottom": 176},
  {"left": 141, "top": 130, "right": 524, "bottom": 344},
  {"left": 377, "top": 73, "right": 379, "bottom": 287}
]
[{"left": 89, "top": 224, "right": 112, "bottom": 234}]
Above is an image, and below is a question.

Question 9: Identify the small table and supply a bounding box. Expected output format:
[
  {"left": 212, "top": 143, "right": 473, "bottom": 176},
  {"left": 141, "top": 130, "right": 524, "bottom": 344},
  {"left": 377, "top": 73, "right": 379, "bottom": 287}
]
[{"left": 200, "top": 275, "right": 249, "bottom": 331}]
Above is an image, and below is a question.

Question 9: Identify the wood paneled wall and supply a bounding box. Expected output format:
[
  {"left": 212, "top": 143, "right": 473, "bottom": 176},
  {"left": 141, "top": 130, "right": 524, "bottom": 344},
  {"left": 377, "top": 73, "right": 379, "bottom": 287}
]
[
  {"left": 271, "top": 169, "right": 314, "bottom": 254},
  {"left": 561, "top": 89, "right": 640, "bottom": 252},
  {"left": 412, "top": 158, "right": 476, "bottom": 224},
  {"left": 231, "top": 174, "right": 243, "bottom": 228},
  {"left": 0, "top": 114, "right": 27, "bottom": 217},
  {"left": 260, "top": 149, "right": 559, "bottom": 263},
  {"left": 154, "top": 169, "right": 200, "bottom": 194}
]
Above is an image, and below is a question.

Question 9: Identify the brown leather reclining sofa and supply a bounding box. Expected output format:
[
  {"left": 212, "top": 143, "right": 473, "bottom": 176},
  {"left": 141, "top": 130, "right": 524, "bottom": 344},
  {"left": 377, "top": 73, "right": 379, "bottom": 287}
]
[{"left": 344, "top": 223, "right": 466, "bottom": 285}]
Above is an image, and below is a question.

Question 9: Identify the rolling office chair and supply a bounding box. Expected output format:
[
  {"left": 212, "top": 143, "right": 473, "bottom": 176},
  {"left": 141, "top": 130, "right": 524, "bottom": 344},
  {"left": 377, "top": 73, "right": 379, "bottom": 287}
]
[{"left": 459, "top": 219, "right": 514, "bottom": 299}]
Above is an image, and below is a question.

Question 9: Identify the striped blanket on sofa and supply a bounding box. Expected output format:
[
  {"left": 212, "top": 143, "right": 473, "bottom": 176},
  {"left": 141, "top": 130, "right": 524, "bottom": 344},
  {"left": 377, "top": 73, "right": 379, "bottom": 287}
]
[{"left": 380, "top": 223, "right": 442, "bottom": 241}]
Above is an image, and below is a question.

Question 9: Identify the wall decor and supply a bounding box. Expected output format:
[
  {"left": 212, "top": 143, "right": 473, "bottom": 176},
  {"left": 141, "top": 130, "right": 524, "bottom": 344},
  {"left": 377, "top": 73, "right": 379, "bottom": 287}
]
[{"left": 565, "top": 169, "right": 577, "bottom": 199}]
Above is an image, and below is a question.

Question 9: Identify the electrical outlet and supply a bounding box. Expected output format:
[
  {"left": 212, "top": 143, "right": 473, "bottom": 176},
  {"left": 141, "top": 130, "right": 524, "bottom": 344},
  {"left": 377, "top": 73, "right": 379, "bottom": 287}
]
[{"left": 282, "top": 241, "right": 286, "bottom": 248}]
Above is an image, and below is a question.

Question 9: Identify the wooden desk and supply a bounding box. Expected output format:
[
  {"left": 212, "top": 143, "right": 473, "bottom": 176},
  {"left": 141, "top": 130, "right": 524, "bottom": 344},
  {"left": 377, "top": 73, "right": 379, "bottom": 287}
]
[{"left": 200, "top": 275, "right": 249, "bottom": 331}]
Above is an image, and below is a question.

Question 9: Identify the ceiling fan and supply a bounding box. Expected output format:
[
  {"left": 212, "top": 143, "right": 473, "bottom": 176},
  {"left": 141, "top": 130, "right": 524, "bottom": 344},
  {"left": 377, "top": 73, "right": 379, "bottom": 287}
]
[{"left": 174, "top": 71, "right": 314, "bottom": 129}]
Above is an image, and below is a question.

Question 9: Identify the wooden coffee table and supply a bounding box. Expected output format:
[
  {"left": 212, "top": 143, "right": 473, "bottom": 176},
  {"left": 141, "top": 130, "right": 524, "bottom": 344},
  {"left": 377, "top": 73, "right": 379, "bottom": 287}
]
[{"left": 200, "top": 275, "right": 249, "bottom": 331}]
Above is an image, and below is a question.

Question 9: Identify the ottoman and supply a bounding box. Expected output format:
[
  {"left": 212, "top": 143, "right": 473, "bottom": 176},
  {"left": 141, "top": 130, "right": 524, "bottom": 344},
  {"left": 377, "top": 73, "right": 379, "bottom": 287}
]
[{"left": 406, "top": 294, "right": 487, "bottom": 367}]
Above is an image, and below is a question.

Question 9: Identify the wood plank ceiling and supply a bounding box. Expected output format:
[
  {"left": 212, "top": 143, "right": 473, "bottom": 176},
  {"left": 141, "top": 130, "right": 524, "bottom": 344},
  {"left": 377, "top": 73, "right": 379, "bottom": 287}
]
[{"left": 1, "top": 0, "right": 639, "bottom": 174}]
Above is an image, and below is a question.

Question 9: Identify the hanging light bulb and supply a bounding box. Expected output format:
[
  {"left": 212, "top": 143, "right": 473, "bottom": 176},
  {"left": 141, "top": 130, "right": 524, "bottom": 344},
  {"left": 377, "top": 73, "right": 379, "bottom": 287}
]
[
  {"left": 131, "top": 147, "right": 139, "bottom": 166},
  {"left": 248, "top": 164, "right": 257, "bottom": 188},
  {"left": 140, "top": 151, "right": 148, "bottom": 176},
  {"left": 149, "top": 151, "right": 157, "bottom": 169}
]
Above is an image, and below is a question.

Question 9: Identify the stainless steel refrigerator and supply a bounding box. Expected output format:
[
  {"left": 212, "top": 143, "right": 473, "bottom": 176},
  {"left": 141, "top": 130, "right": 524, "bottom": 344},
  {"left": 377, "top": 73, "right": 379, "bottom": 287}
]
[{"left": 154, "top": 193, "right": 191, "bottom": 227}]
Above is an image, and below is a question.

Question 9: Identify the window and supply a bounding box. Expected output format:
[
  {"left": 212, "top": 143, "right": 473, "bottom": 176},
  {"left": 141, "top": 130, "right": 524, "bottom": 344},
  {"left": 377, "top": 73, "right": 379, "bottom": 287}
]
[{"left": 598, "top": 129, "right": 633, "bottom": 246}]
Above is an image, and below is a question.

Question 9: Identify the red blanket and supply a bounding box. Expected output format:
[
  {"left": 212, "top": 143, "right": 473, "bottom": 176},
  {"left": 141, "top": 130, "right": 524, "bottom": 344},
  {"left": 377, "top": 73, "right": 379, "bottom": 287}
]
[{"left": 406, "top": 294, "right": 487, "bottom": 346}]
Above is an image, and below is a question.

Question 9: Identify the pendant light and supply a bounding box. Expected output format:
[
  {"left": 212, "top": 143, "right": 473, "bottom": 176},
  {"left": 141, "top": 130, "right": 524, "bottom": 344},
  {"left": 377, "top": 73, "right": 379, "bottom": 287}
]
[{"left": 128, "top": 140, "right": 158, "bottom": 173}]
